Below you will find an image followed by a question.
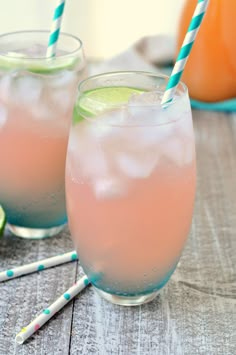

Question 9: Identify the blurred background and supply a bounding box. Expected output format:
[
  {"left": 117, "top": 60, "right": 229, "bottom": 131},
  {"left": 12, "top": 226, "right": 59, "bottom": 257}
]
[{"left": 0, "top": 0, "right": 185, "bottom": 60}]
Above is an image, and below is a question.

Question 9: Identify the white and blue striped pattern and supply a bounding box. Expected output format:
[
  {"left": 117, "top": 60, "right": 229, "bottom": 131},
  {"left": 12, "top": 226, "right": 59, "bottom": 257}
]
[
  {"left": 46, "top": 0, "right": 66, "bottom": 58},
  {"left": 161, "top": 0, "right": 209, "bottom": 106}
]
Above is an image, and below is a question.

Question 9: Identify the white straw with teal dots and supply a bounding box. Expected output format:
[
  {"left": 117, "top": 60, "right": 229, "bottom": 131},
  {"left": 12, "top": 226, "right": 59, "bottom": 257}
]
[
  {"left": 0, "top": 250, "right": 78, "bottom": 282},
  {"left": 161, "top": 0, "right": 209, "bottom": 106},
  {"left": 46, "top": 0, "right": 66, "bottom": 58},
  {"left": 15, "top": 275, "right": 89, "bottom": 345}
]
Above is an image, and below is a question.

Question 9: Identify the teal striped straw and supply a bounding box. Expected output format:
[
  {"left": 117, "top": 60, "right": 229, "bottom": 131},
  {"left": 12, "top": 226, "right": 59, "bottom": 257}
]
[
  {"left": 161, "top": 0, "right": 209, "bottom": 106},
  {"left": 46, "top": 0, "right": 66, "bottom": 58}
]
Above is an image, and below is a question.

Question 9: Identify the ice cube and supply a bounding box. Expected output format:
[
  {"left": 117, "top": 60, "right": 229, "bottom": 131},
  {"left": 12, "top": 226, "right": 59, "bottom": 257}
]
[
  {"left": 163, "top": 135, "right": 194, "bottom": 166},
  {"left": 176, "top": 114, "right": 194, "bottom": 139},
  {"left": 127, "top": 125, "right": 173, "bottom": 149},
  {"left": 93, "top": 178, "right": 127, "bottom": 199},
  {"left": 0, "top": 74, "right": 12, "bottom": 103},
  {"left": 68, "top": 127, "right": 82, "bottom": 152},
  {"left": 89, "top": 108, "right": 129, "bottom": 127},
  {"left": 0, "top": 106, "right": 7, "bottom": 128},
  {"left": 17, "top": 44, "right": 47, "bottom": 58},
  {"left": 5, "top": 51, "right": 25, "bottom": 58},
  {"left": 128, "top": 90, "right": 189, "bottom": 127},
  {"left": 32, "top": 104, "right": 55, "bottom": 121},
  {"left": 84, "top": 147, "right": 108, "bottom": 178},
  {"left": 49, "top": 71, "right": 76, "bottom": 113},
  {"left": 163, "top": 138, "right": 184, "bottom": 165},
  {"left": 50, "top": 89, "right": 73, "bottom": 114},
  {"left": 116, "top": 153, "right": 157, "bottom": 178},
  {"left": 183, "top": 142, "right": 194, "bottom": 165},
  {"left": 127, "top": 92, "right": 171, "bottom": 127},
  {"left": 49, "top": 71, "right": 75, "bottom": 88},
  {"left": 88, "top": 121, "right": 118, "bottom": 140},
  {"left": 69, "top": 123, "right": 109, "bottom": 179},
  {"left": 129, "top": 91, "right": 163, "bottom": 105},
  {"left": 12, "top": 75, "right": 42, "bottom": 105}
]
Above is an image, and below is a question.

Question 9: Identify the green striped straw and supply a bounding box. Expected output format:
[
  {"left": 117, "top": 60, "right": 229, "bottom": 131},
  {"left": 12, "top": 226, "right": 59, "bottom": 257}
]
[
  {"left": 161, "top": 0, "right": 209, "bottom": 105},
  {"left": 46, "top": 0, "right": 66, "bottom": 58}
]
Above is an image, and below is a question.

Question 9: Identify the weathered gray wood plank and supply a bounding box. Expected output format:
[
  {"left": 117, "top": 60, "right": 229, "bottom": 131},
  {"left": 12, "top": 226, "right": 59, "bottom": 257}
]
[
  {"left": 0, "top": 111, "right": 236, "bottom": 355},
  {"left": 0, "top": 228, "right": 77, "bottom": 355}
]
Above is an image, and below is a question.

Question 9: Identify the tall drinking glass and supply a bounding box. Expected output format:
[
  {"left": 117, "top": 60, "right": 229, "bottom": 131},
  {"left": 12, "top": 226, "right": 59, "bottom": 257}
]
[
  {"left": 0, "top": 31, "right": 86, "bottom": 239},
  {"left": 66, "top": 72, "right": 196, "bottom": 306}
]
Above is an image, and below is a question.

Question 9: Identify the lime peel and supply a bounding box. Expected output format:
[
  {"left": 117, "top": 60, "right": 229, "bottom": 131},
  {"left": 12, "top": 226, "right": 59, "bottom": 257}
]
[
  {"left": 0, "top": 205, "right": 6, "bottom": 237},
  {"left": 74, "top": 86, "right": 144, "bottom": 124},
  {"left": 0, "top": 56, "right": 80, "bottom": 74}
]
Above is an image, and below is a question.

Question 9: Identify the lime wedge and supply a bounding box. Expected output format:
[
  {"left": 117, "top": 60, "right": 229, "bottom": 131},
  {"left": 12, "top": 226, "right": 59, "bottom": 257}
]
[
  {"left": 0, "top": 205, "right": 6, "bottom": 237},
  {"left": 74, "top": 86, "right": 143, "bottom": 124}
]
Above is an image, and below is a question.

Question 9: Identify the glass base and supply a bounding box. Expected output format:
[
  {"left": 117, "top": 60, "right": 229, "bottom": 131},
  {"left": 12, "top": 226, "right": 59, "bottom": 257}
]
[
  {"left": 7, "top": 223, "right": 66, "bottom": 239},
  {"left": 93, "top": 286, "right": 159, "bottom": 306}
]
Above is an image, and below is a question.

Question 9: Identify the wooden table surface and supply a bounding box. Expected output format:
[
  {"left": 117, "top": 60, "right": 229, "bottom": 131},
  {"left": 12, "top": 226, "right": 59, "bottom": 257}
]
[{"left": 0, "top": 110, "right": 235, "bottom": 355}]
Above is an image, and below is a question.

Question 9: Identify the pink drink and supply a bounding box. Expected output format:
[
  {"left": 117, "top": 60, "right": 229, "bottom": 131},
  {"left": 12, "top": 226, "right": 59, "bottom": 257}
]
[
  {"left": 0, "top": 31, "right": 86, "bottom": 238},
  {"left": 66, "top": 73, "right": 196, "bottom": 305},
  {"left": 0, "top": 100, "right": 72, "bottom": 228}
]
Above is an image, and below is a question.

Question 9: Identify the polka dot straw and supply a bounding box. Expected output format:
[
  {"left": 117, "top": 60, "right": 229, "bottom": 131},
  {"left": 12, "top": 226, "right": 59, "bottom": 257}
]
[
  {"left": 0, "top": 251, "right": 78, "bottom": 282},
  {"left": 15, "top": 275, "right": 89, "bottom": 344}
]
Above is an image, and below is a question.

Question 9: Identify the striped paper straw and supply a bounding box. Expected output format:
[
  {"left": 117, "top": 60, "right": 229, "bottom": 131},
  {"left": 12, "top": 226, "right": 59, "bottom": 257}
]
[
  {"left": 15, "top": 275, "right": 89, "bottom": 345},
  {"left": 0, "top": 250, "right": 78, "bottom": 282},
  {"left": 46, "top": 0, "right": 66, "bottom": 58},
  {"left": 161, "top": 0, "right": 209, "bottom": 105}
]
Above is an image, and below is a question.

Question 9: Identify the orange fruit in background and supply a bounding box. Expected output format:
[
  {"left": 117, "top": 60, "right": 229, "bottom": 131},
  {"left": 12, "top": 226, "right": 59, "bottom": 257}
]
[{"left": 177, "top": 0, "right": 236, "bottom": 102}]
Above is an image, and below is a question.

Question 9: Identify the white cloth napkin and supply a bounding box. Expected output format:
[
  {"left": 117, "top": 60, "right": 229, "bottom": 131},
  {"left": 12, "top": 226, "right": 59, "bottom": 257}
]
[
  {"left": 89, "top": 36, "right": 236, "bottom": 111},
  {"left": 89, "top": 35, "right": 175, "bottom": 75}
]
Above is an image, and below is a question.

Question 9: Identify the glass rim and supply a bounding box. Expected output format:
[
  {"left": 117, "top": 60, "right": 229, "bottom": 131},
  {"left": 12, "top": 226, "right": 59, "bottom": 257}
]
[
  {"left": 0, "top": 30, "right": 83, "bottom": 61},
  {"left": 78, "top": 71, "right": 188, "bottom": 109},
  {"left": 76, "top": 71, "right": 190, "bottom": 127}
]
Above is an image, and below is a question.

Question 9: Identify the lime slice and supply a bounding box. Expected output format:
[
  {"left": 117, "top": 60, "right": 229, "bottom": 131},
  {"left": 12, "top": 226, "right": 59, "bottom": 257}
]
[
  {"left": 0, "top": 55, "right": 80, "bottom": 74},
  {"left": 0, "top": 205, "right": 6, "bottom": 237},
  {"left": 74, "top": 86, "right": 144, "bottom": 124}
]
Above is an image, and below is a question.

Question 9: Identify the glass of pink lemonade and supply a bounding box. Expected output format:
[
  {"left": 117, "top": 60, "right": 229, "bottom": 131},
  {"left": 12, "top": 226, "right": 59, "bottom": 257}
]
[
  {"left": 66, "top": 72, "right": 196, "bottom": 306},
  {"left": 0, "top": 31, "right": 86, "bottom": 239}
]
